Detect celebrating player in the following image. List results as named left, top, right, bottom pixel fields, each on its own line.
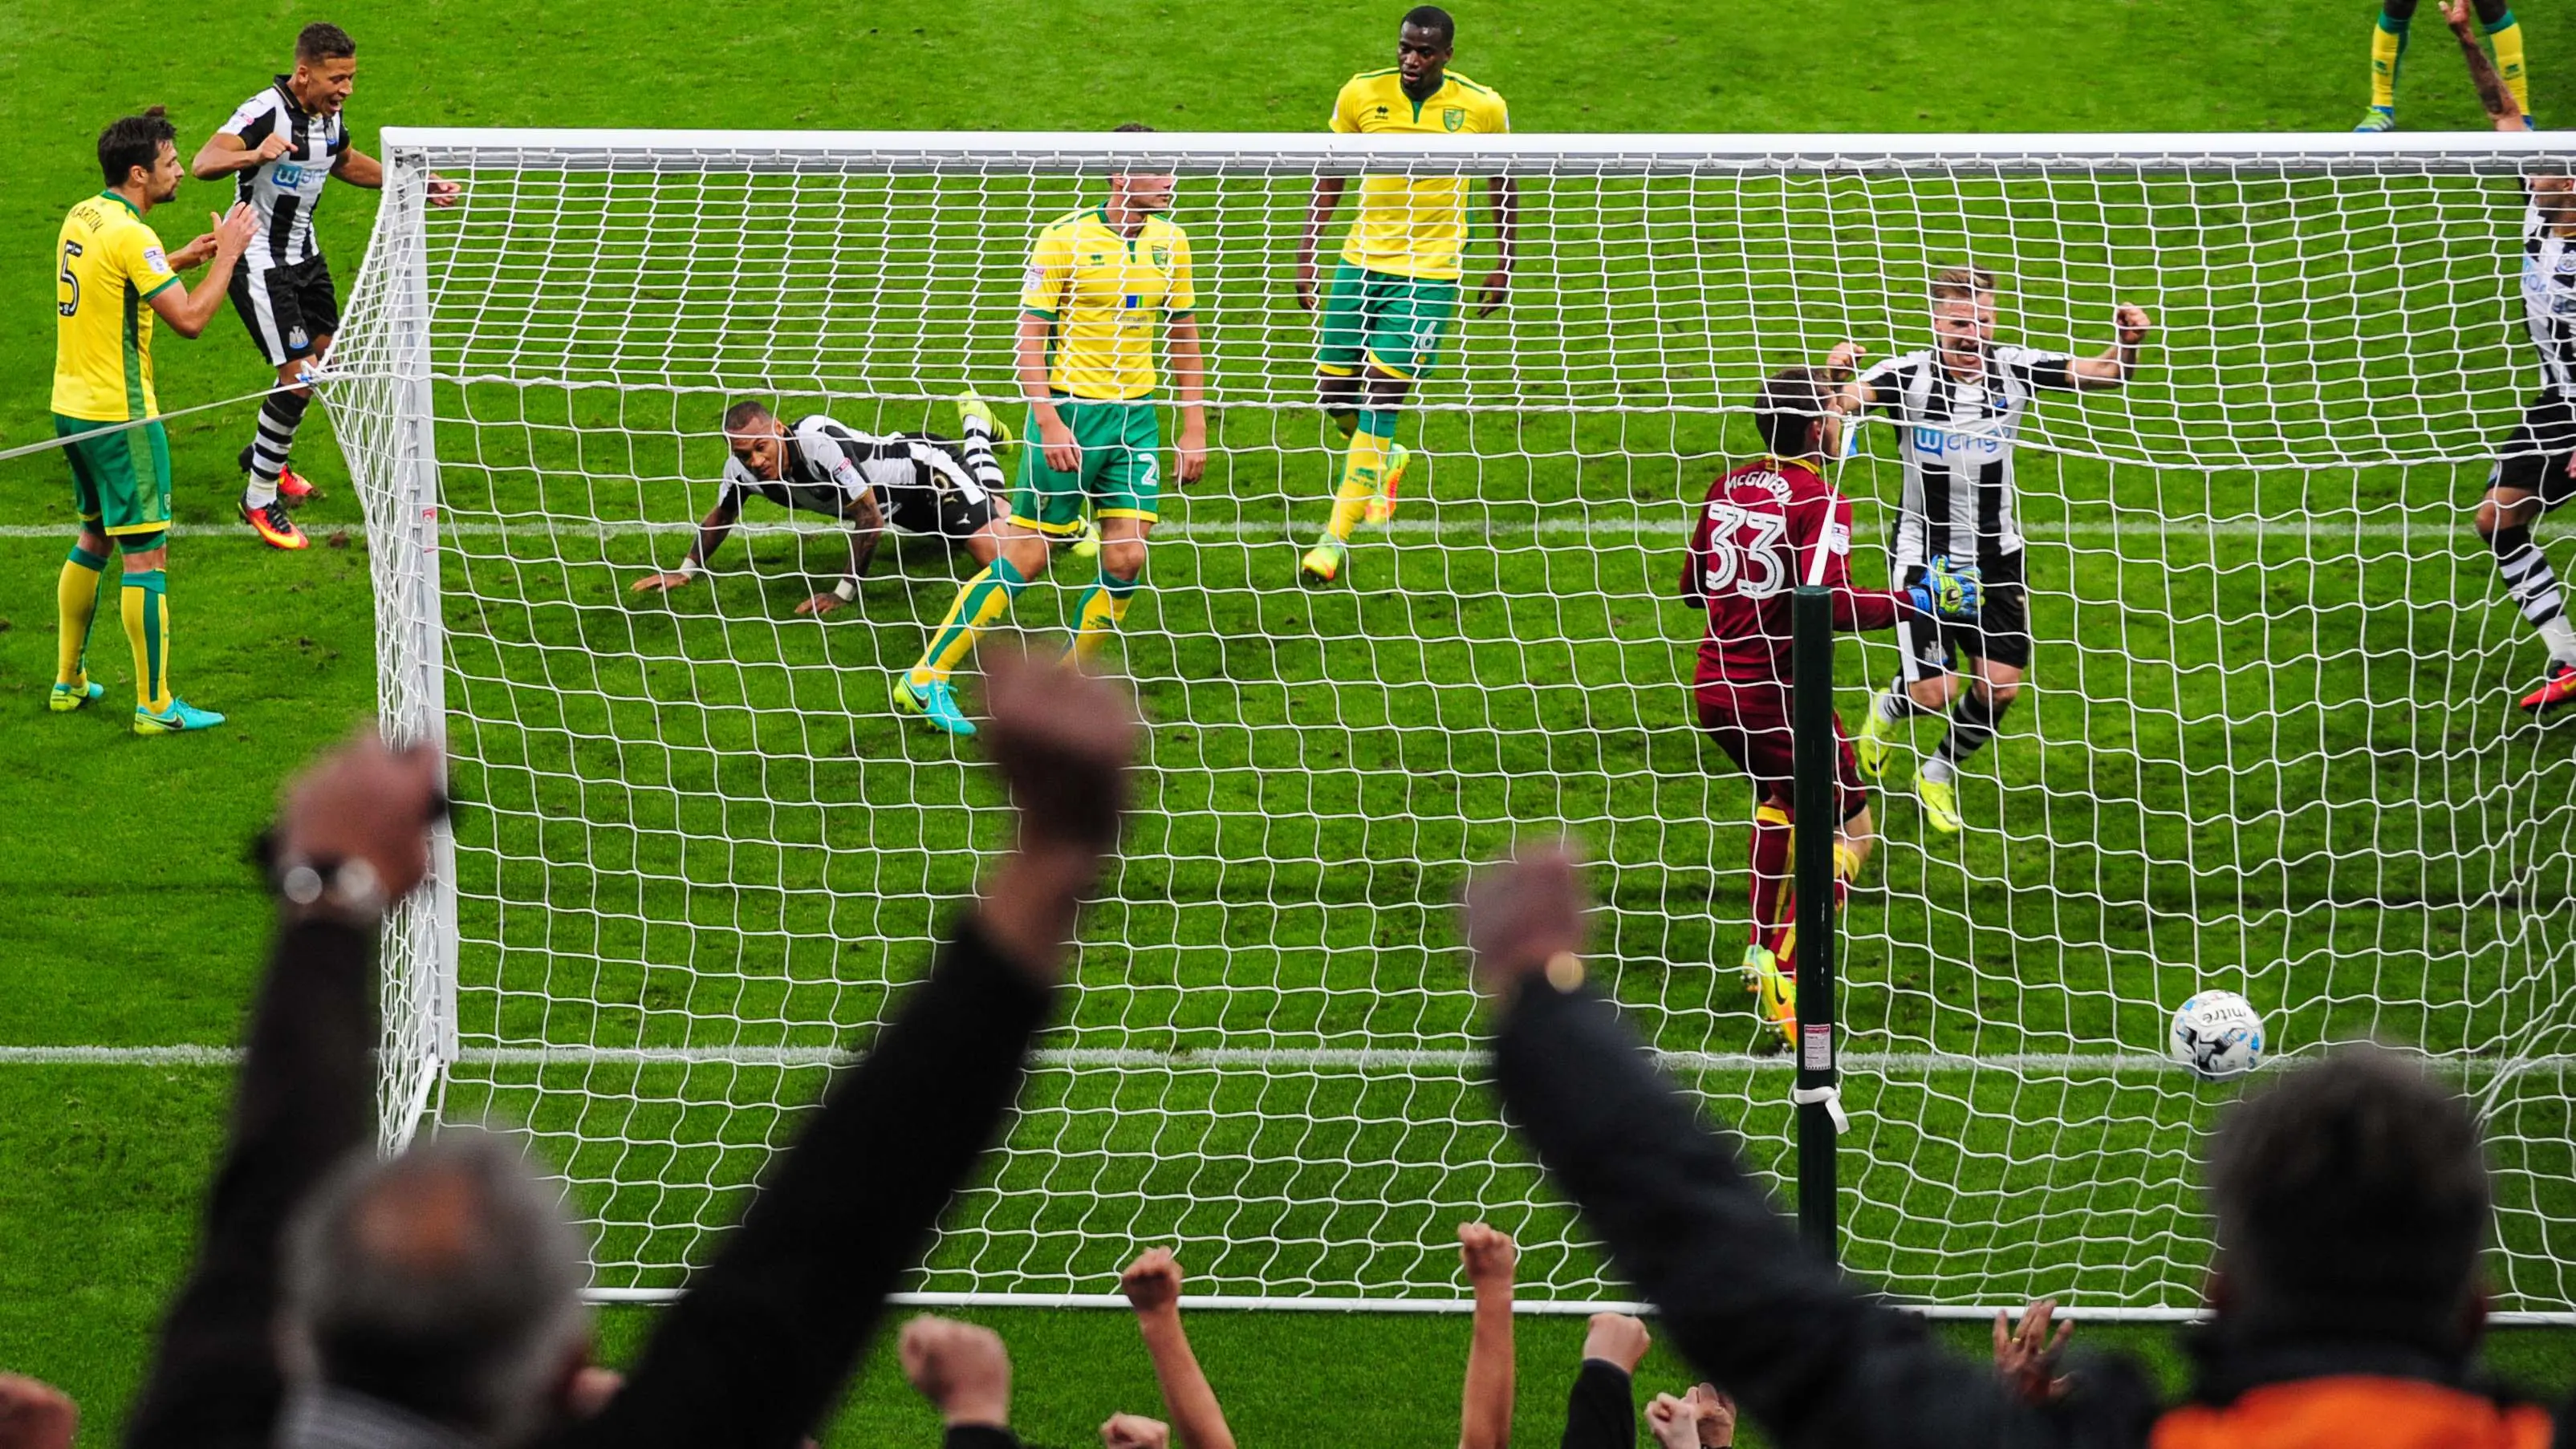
left=1838, top=267, right=2153, bottom=835
left=2440, top=0, right=2576, bottom=713
left=632, top=398, right=1014, bottom=616
left=1684, top=362, right=1981, bottom=1048
left=888, top=126, right=1208, bottom=739
left=2355, top=0, right=2531, bottom=132
left=52, top=109, right=257, bottom=733
left=1291, top=5, right=1515, bottom=588
left=193, top=23, right=458, bottom=550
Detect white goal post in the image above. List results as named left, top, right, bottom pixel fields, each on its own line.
left=324, top=128, right=2576, bottom=1318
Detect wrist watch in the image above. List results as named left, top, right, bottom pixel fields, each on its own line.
left=275, top=854, right=389, bottom=923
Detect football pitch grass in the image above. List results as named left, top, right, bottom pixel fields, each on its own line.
left=9, top=0, right=2576, bottom=1442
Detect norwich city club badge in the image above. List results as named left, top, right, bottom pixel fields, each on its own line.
left=1442, top=106, right=1465, bottom=132
left=1151, top=243, right=1171, bottom=268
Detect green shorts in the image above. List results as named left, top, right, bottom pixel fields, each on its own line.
left=57, top=415, right=172, bottom=542
left=1315, top=262, right=1461, bottom=382
left=1013, top=398, right=1162, bottom=535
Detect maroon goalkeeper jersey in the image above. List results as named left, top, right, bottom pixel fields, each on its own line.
left=1681, top=457, right=1908, bottom=685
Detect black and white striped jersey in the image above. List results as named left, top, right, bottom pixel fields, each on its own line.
left=1855, top=345, right=2076, bottom=576
left=2521, top=191, right=2576, bottom=398
left=219, top=78, right=351, bottom=272
left=719, top=416, right=992, bottom=525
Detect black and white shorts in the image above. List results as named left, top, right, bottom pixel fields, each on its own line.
left=1896, top=566, right=2032, bottom=679
left=2491, top=393, right=2576, bottom=512
left=228, top=256, right=340, bottom=367
left=879, top=446, right=1003, bottom=541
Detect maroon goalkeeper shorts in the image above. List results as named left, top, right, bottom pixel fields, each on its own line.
left=1693, top=677, right=1869, bottom=822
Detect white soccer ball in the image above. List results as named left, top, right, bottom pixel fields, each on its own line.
left=2168, top=989, right=2266, bottom=1080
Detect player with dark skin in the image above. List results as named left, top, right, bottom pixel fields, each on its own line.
left=632, top=414, right=1010, bottom=618
left=189, top=39, right=458, bottom=402
left=1293, top=15, right=1520, bottom=424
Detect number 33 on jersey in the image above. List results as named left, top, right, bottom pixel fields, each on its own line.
left=1681, top=456, right=1864, bottom=685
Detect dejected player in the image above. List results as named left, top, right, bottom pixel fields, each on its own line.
left=193, top=22, right=458, bottom=550
left=1838, top=267, right=2152, bottom=835
left=1684, top=361, right=1981, bottom=1049
left=632, top=397, right=1014, bottom=618
left=52, top=109, right=258, bottom=734
left=888, top=125, right=1209, bottom=738
left=1291, top=4, right=1515, bottom=588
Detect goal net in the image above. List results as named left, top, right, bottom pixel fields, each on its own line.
left=326, top=129, right=2576, bottom=1315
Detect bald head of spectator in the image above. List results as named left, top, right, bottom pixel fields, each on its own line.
left=2205, top=1046, right=2493, bottom=1351
left=281, top=1130, right=591, bottom=1444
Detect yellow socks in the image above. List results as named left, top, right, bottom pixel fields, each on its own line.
left=2371, top=9, right=2407, bottom=112
left=1066, top=569, right=1141, bottom=660
left=56, top=546, right=105, bottom=689
left=2489, top=9, right=2531, bottom=114
left=1321, top=409, right=1399, bottom=546
left=908, top=557, right=1028, bottom=691
left=120, top=569, right=170, bottom=712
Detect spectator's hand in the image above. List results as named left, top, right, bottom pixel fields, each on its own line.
left=0, top=1374, right=75, bottom=1449
left=1120, top=1246, right=1184, bottom=1316
left=1456, top=1220, right=1518, bottom=1292
left=1581, top=1312, right=1652, bottom=1374
left=1101, top=1413, right=1172, bottom=1448
left=1688, top=1385, right=1737, bottom=1447
left=1644, top=1392, right=1702, bottom=1449
left=1992, top=1298, right=2074, bottom=1405
left=983, top=648, right=1137, bottom=854
left=1463, top=839, right=1591, bottom=998
left=274, top=728, right=446, bottom=905
left=900, top=1315, right=1011, bottom=1427
left=566, top=1366, right=624, bottom=1418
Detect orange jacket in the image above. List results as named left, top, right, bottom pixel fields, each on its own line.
left=2156, top=1375, right=2554, bottom=1449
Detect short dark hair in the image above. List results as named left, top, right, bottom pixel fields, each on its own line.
left=1402, top=5, right=1457, bottom=47
left=98, top=107, right=177, bottom=187
left=1753, top=367, right=1830, bottom=458
left=283, top=1131, right=589, bottom=1441
left=1112, top=122, right=1156, bottom=134
left=721, top=400, right=774, bottom=433
left=2204, top=1047, right=2491, bottom=1345
left=298, top=22, right=357, bottom=62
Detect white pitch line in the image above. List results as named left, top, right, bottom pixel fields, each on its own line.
left=16, top=1043, right=2576, bottom=1078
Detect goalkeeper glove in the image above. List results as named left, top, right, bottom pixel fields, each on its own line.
left=1905, top=555, right=1982, bottom=619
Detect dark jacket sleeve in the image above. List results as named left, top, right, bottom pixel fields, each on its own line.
left=1490, top=979, right=2106, bottom=1449
left=1560, top=1358, right=1636, bottom=1449
left=124, top=918, right=380, bottom=1449
left=549, top=911, right=1054, bottom=1449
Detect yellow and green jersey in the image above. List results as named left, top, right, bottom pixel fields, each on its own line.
left=54, top=192, right=181, bottom=423
left=1328, top=67, right=1509, bottom=282
left=1019, top=207, right=1197, bottom=402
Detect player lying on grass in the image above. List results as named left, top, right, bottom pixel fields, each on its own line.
left=632, top=396, right=1013, bottom=616
left=1293, top=4, right=1514, bottom=588
left=2444, top=0, right=2576, bottom=716
left=888, top=126, right=1209, bottom=738
left=52, top=108, right=258, bottom=735
left=1838, top=266, right=2153, bottom=835
left=1684, top=362, right=1981, bottom=1049
left=1466, top=842, right=2554, bottom=1449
